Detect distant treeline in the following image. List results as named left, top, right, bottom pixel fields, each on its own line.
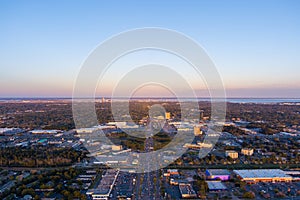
left=0, top=146, right=87, bottom=167
left=0, top=101, right=300, bottom=134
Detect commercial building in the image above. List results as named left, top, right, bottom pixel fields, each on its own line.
left=206, top=181, right=227, bottom=192
left=284, top=171, right=300, bottom=181
left=115, top=122, right=139, bottom=129
left=76, top=125, right=115, bottom=134
left=178, top=183, right=197, bottom=198
left=169, top=122, right=193, bottom=131
left=225, top=150, right=238, bottom=159
left=31, top=130, right=59, bottom=134
left=93, top=155, right=128, bottom=165
left=0, top=128, right=23, bottom=135
left=206, top=169, right=231, bottom=181
left=233, top=169, right=293, bottom=184
left=193, top=126, right=202, bottom=136
left=167, top=169, right=179, bottom=175
left=111, top=145, right=122, bottom=151
left=241, top=148, right=254, bottom=156
left=183, top=143, right=202, bottom=149
left=198, top=142, right=213, bottom=148
left=165, top=112, right=171, bottom=120
left=86, top=169, right=119, bottom=200
left=164, top=169, right=180, bottom=177
left=170, top=178, right=186, bottom=185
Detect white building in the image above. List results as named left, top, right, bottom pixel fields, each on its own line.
left=234, top=169, right=293, bottom=183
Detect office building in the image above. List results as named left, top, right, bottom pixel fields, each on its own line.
left=165, top=112, right=171, bottom=120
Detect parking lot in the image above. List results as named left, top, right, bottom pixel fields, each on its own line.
left=111, top=171, right=136, bottom=199
left=245, top=182, right=300, bottom=199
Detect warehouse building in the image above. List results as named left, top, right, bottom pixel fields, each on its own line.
left=233, top=169, right=293, bottom=184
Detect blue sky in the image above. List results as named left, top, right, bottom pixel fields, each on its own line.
left=0, top=0, right=300, bottom=97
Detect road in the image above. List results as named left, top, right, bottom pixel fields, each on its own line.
left=133, top=136, right=162, bottom=200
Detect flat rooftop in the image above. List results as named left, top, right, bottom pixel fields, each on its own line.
left=207, top=169, right=231, bottom=176
left=179, top=183, right=196, bottom=195
left=207, top=181, right=227, bottom=190
left=87, top=169, right=119, bottom=196
left=233, top=169, right=292, bottom=179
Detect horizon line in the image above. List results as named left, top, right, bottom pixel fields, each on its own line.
left=1, top=96, right=300, bottom=99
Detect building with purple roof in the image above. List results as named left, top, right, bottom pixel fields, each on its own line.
left=205, top=169, right=231, bottom=181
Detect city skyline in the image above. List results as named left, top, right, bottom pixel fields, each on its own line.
left=1, top=0, right=300, bottom=98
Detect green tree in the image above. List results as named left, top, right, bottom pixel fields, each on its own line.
left=243, top=191, right=255, bottom=199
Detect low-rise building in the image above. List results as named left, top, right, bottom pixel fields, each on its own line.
left=206, top=169, right=231, bottom=181
left=241, top=148, right=254, bottom=156
left=206, top=181, right=227, bottom=192
left=225, top=150, right=238, bottom=159
left=164, top=169, right=180, bottom=177
left=178, top=183, right=197, bottom=198
left=86, top=169, right=119, bottom=200
left=170, top=178, right=186, bottom=185
left=233, top=169, right=293, bottom=184
left=168, top=169, right=179, bottom=175
left=183, top=143, right=202, bottom=149
left=111, top=145, right=122, bottom=151
left=198, top=142, right=213, bottom=148
left=31, top=130, right=59, bottom=134
left=93, top=155, right=128, bottom=165
left=0, top=128, right=23, bottom=135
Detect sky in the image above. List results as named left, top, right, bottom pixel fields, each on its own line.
left=0, top=0, right=300, bottom=98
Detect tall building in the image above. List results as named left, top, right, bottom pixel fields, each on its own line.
left=200, top=110, right=204, bottom=120
left=193, top=126, right=202, bottom=136
left=165, top=112, right=171, bottom=120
